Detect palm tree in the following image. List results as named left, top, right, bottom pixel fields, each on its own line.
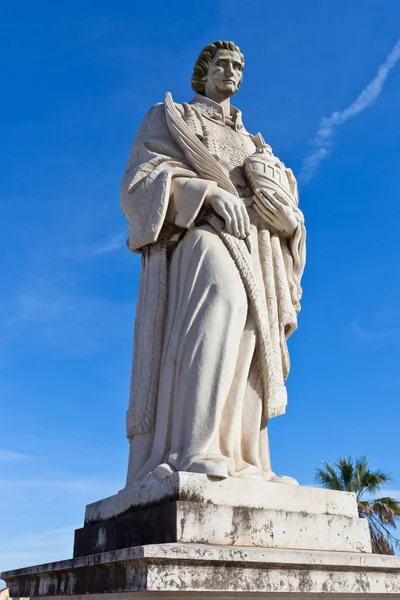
left=315, top=456, right=400, bottom=555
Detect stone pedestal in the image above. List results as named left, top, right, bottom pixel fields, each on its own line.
left=2, top=474, right=400, bottom=598
left=75, top=473, right=371, bottom=556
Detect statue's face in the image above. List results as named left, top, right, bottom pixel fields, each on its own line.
left=204, top=49, right=243, bottom=101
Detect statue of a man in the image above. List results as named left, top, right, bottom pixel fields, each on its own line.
left=121, top=41, right=306, bottom=485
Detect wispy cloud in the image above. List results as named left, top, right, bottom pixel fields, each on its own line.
left=0, top=527, right=76, bottom=575
left=94, top=231, right=127, bottom=255
left=0, top=476, right=121, bottom=495
left=300, top=38, right=400, bottom=183
left=60, top=231, right=127, bottom=259
left=0, top=275, right=134, bottom=365
left=351, top=309, right=400, bottom=340
left=1, top=526, right=75, bottom=552
left=0, top=450, right=27, bottom=463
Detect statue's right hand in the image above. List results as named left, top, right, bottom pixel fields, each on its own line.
left=205, top=187, right=251, bottom=239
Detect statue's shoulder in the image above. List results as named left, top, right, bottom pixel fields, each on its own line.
left=131, top=103, right=169, bottom=145
left=142, top=98, right=186, bottom=119
left=137, top=98, right=186, bottom=133
left=138, top=102, right=165, bottom=128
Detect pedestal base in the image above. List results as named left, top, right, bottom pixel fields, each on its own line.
left=74, top=499, right=371, bottom=556
left=83, top=472, right=363, bottom=525
left=3, top=474, right=400, bottom=598
left=3, top=543, right=400, bottom=598
left=75, top=473, right=371, bottom=555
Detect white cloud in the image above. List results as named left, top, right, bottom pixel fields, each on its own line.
left=300, top=38, right=400, bottom=183
left=0, top=450, right=27, bottom=463
left=0, top=476, right=121, bottom=496
left=1, top=526, right=75, bottom=551
left=352, top=309, right=400, bottom=340
left=0, top=527, right=75, bottom=576
left=0, top=275, right=135, bottom=364
left=94, top=232, right=127, bottom=255
left=60, top=231, right=127, bottom=259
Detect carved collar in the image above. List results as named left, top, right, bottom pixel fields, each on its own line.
left=189, top=93, right=245, bottom=132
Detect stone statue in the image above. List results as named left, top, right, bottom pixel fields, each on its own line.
left=121, top=41, right=306, bottom=486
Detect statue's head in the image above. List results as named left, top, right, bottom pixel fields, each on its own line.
left=191, top=41, right=244, bottom=101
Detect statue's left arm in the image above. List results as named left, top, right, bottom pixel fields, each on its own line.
left=280, top=167, right=306, bottom=315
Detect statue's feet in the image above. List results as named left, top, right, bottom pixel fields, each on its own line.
left=140, top=463, right=175, bottom=483
left=237, top=465, right=263, bottom=480
left=187, top=458, right=229, bottom=479
left=151, top=463, right=175, bottom=478
left=264, top=471, right=299, bottom=485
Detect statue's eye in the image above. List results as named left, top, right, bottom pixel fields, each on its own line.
left=233, top=63, right=241, bottom=71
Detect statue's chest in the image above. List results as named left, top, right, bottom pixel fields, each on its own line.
left=204, top=121, right=256, bottom=168
left=201, top=121, right=255, bottom=195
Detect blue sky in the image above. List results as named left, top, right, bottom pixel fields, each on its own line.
left=1, top=0, right=400, bottom=576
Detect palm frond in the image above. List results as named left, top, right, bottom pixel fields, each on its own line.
left=353, top=456, right=368, bottom=498
left=337, top=457, right=355, bottom=492
left=355, top=456, right=369, bottom=476
left=351, top=456, right=391, bottom=500
left=367, top=512, right=400, bottom=554
left=369, top=524, right=395, bottom=555
left=359, top=469, right=392, bottom=498
left=314, top=461, right=343, bottom=491
left=373, top=497, right=400, bottom=513
left=372, top=498, right=400, bottom=527
left=358, top=500, right=373, bottom=518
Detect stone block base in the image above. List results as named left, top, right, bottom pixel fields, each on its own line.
left=84, top=472, right=363, bottom=525
left=76, top=473, right=371, bottom=556
left=74, top=473, right=371, bottom=558
left=74, top=499, right=371, bottom=556
left=3, top=543, right=400, bottom=598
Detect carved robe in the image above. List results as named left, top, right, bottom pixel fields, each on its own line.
left=121, top=93, right=305, bottom=484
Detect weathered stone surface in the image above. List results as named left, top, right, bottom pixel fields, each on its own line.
left=76, top=499, right=371, bottom=557
left=85, top=472, right=359, bottom=525
left=38, top=595, right=400, bottom=600
left=75, top=502, right=178, bottom=556
left=3, top=543, right=400, bottom=598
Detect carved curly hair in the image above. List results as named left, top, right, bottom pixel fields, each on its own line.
left=191, top=41, right=245, bottom=95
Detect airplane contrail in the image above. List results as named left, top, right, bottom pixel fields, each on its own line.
left=300, top=38, right=400, bottom=184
